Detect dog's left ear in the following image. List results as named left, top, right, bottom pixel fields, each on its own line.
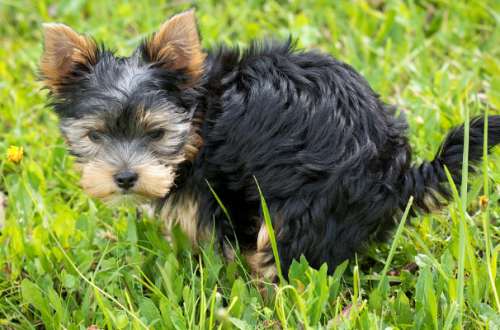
left=140, top=8, right=206, bottom=82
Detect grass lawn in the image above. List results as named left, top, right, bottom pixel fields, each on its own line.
left=2, top=0, right=500, bottom=329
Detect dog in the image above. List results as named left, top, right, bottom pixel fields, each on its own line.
left=40, top=9, right=500, bottom=282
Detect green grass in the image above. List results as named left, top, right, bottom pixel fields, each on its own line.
left=2, top=0, right=500, bottom=329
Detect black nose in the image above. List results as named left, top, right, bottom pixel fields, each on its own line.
left=114, top=171, right=138, bottom=190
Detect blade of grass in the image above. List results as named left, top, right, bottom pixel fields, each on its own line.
left=443, top=164, right=467, bottom=319
left=481, top=108, right=500, bottom=308
left=254, top=176, right=284, bottom=285
left=199, top=255, right=206, bottom=330
left=206, top=180, right=239, bottom=251
left=462, top=94, right=480, bottom=306
left=345, top=275, right=402, bottom=283
left=92, top=275, right=114, bottom=330
left=208, top=221, right=216, bottom=260
left=455, top=95, right=478, bottom=313
left=441, top=96, right=469, bottom=322
left=187, top=258, right=197, bottom=329
left=123, top=290, right=141, bottom=330
left=206, top=180, right=231, bottom=222
left=407, top=229, right=449, bottom=282
left=352, top=265, right=359, bottom=317
left=442, top=302, right=459, bottom=330
left=209, top=285, right=218, bottom=330
left=275, top=285, right=310, bottom=329
left=377, top=196, right=413, bottom=291
left=136, top=265, right=182, bottom=315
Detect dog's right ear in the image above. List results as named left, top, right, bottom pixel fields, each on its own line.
left=40, top=23, right=99, bottom=94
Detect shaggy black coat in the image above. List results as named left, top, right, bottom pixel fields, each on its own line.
left=42, top=18, right=500, bottom=280
left=169, top=38, right=500, bottom=278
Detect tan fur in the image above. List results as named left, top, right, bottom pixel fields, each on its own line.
left=61, top=116, right=107, bottom=134
left=256, top=210, right=283, bottom=251
left=138, top=107, right=203, bottom=163
left=221, top=242, right=277, bottom=298
left=422, top=189, right=442, bottom=213
left=224, top=218, right=282, bottom=283
left=40, top=23, right=98, bottom=93
left=160, top=193, right=199, bottom=244
left=145, top=8, right=206, bottom=83
left=244, top=251, right=278, bottom=281
left=60, top=117, right=107, bottom=157
left=222, top=242, right=237, bottom=263
left=78, top=162, right=117, bottom=200
left=222, top=243, right=277, bottom=281
left=77, top=155, right=177, bottom=207
left=257, top=221, right=271, bottom=251
left=183, top=127, right=204, bottom=163
left=252, top=221, right=279, bottom=281
left=134, top=163, right=177, bottom=201
left=137, top=107, right=189, bottom=134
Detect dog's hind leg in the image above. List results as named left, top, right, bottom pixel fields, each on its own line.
left=242, top=204, right=358, bottom=283
left=244, top=221, right=279, bottom=282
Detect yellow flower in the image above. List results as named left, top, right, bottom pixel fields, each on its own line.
left=479, top=195, right=489, bottom=211
left=6, top=145, right=23, bottom=163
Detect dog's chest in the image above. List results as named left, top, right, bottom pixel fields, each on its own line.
left=158, top=193, right=199, bottom=243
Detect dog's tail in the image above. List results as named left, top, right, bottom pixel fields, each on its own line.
left=401, top=115, right=500, bottom=214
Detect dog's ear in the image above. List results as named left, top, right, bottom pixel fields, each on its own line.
left=40, top=23, right=99, bottom=93
left=140, top=8, right=206, bottom=82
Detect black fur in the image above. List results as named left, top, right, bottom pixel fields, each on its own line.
left=43, top=28, right=500, bottom=280
left=184, top=38, right=500, bottom=278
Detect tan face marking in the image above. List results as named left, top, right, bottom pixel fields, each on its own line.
left=78, top=157, right=178, bottom=208
left=78, top=161, right=116, bottom=200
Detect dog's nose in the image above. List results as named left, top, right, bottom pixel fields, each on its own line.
left=114, top=171, right=138, bottom=190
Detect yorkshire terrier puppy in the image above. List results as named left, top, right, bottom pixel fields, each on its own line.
left=40, top=9, right=500, bottom=282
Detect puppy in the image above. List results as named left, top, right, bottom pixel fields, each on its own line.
left=40, top=9, right=500, bottom=282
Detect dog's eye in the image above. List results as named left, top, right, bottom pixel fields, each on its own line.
left=88, top=131, right=102, bottom=143
left=149, top=130, right=164, bottom=141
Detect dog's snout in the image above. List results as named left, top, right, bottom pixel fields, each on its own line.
left=114, top=171, right=138, bottom=190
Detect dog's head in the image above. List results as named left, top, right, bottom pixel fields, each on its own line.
left=40, top=9, right=205, bottom=207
